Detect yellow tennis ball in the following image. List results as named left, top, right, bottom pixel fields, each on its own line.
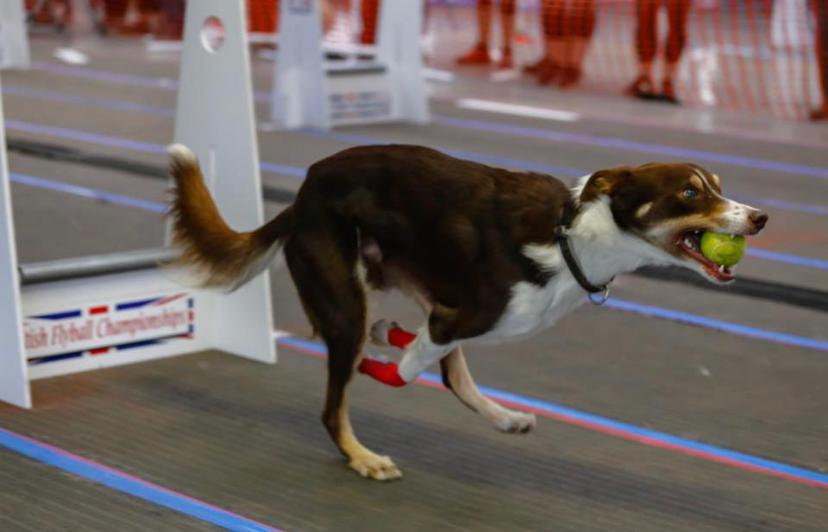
left=700, top=232, right=745, bottom=267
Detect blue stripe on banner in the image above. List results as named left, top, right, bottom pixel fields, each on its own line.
left=116, top=297, right=161, bottom=311
left=605, top=298, right=828, bottom=352
left=31, top=309, right=82, bottom=320
left=434, top=115, right=828, bottom=180
left=115, top=339, right=163, bottom=351
left=0, top=427, right=282, bottom=531
left=28, top=352, right=84, bottom=365
left=274, top=335, right=828, bottom=489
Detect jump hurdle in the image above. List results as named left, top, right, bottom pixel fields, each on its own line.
left=0, top=0, right=30, bottom=69
left=0, top=0, right=275, bottom=409
left=270, top=0, right=429, bottom=129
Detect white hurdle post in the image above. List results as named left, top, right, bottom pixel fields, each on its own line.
left=0, top=0, right=30, bottom=69
left=0, top=0, right=274, bottom=409
left=270, top=0, right=428, bottom=129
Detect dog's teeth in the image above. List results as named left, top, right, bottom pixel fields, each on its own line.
left=719, top=265, right=725, bottom=272
left=684, top=237, right=693, bottom=248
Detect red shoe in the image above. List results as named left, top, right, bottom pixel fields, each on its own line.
left=661, top=78, right=679, bottom=104
left=456, top=44, right=492, bottom=65
left=810, top=105, right=828, bottom=121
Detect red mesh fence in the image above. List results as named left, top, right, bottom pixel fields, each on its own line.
left=24, top=0, right=828, bottom=121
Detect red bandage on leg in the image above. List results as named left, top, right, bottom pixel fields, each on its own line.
left=388, top=327, right=416, bottom=349
left=357, top=358, right=408, bottom=387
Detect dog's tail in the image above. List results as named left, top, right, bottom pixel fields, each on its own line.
left=167, top=144, right=293, bottom=291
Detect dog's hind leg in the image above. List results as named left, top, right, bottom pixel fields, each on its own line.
left=285, top=231, right=402, bottom=481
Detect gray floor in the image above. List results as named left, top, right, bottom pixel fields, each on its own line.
left=0, top=36, right=827, bottom=531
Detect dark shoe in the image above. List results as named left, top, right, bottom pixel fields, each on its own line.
left=660, top=78, right=680, bottom=104
left=523, top=57, right=549, bottom=75
left=810, top=106, right=828, bottom=121
left=537, top=61, right=562, bottom=86
left=558, top=66, right=582, bottom=88
left=626, top=74, right=655, bottom=98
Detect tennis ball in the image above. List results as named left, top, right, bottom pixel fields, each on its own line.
left=700, top=232, right=745, bottom=267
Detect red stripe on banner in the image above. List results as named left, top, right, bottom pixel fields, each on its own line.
left=89, top=347, right=109, bottom=355
left=89, top=306, right=108, bottom=315
left=188, top=311, right=194, bottom=322
left=152, top=293, right=186, bottom=307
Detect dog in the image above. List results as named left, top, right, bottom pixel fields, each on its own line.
left=167, top=143, right=767, bottom=481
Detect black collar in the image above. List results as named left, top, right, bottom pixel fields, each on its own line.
left=554, top=224, right=614, bottom=303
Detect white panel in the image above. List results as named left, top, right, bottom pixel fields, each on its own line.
left=271, top=0, right=329, bottom=129
left=172, top=0, right=276, bottom=364
left=0, top=1, right=30, bottom=69
left=0, top=71, right=30, bottom=408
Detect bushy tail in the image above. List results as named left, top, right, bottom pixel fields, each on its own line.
left=167, top=144, right=293, bottom=290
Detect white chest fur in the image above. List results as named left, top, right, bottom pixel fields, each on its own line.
left=475, top=244, right=584, bottom=345
left=474, top=193, right=675, bottom=346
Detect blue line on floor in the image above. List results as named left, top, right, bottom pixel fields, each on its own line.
left=0, top=427, right=282, bottom=532
left=434, top=115, right=828, bottom=180
left=275, top=335, right=828, bottom=490
left=603, top=299, right=828, bottom=352
left=10, top=173, right=167, bottom=213
left=6, top=77, right=828, bottom=217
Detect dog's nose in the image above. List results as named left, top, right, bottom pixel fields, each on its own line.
left=749, top=210, right=768, bottom=232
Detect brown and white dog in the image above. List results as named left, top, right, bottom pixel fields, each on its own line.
left=167, top=143, right=767, bottom=480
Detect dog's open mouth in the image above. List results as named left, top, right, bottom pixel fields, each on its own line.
left=675, top=230, right=735, bottom=283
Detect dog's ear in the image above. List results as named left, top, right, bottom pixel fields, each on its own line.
left=580, top=167, right=632, bottom=203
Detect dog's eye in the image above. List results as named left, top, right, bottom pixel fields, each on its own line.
left=682, top=188, right=699, bottom=200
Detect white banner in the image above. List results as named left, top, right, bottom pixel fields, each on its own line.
left=24, top=293, right=193, bottom=359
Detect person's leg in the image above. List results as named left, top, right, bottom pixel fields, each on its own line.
left=497, top=0, right=517, bottom=68
left=627, top=0, right=657, bottom=96
left=359, top=0, right=380, bottom=44
left=538, top=0, right=566, bottom=84
left=524, top=0, right=554, bottom=74
left=662, top=0, right=691, bottom=102
left=811, top=0, right=828, bottom=119
left=457, top=0, right=494, bottom=64
left=559, top=0, right=596, bottom=87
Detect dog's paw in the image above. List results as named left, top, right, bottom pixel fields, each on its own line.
left=349, top=452, right=403, bottom=481
left=369, top=319, right=399, bottom=347
left=494, top=410, right=536, bottom=434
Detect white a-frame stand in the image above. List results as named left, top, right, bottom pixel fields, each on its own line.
left=271, top=0, right=429, bottom=129
left=0, top=0, right=275, bottom=409
left=0, top=0, right=30, bottom=69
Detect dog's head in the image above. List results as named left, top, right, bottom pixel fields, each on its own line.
left=579, top=163, right=768, bottom=283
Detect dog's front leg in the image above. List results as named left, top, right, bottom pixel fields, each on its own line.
left=440, top=348, right=536, bottom=434
left=368, top=320, right=536, bottom=434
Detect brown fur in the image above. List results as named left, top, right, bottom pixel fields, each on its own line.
left=167, top=145, right=765, bottom=479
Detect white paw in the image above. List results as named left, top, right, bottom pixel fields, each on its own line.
left=494, top=410, right=536, bottom=434
left=349, top=452, right=403, bottom=481
left=369, top=319, right=399, bottom=347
